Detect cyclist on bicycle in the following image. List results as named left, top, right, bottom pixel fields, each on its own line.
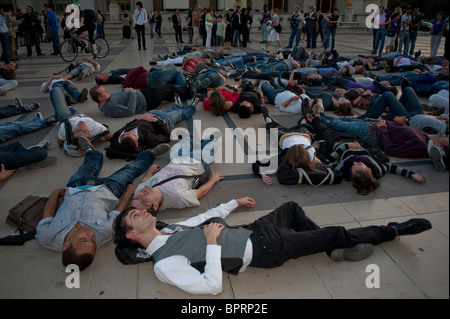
left=73, top=2, right=97, bottom=58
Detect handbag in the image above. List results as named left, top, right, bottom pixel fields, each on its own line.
left=6, top=195, right=48, bottom=234
left=274, top=24, right=282, bottom=33
left=2, top=195, right=64, bottom=246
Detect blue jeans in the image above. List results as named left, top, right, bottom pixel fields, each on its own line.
left=398, top=31, right=410, bottom=55
left=364, top=87, right=423, bottom=120
left=147, top=70, right=185, bottom=88
left=50, top=87, right=83, bottom=122
left=67, top=149, right=155, bottom=198
left=288, top=28, right=301, bottom=47
left=0, top=32, right=10, bottom=63
left=149, top=22, right=154, bottom=38
left=0, top=117, right=48, bottom=143
left=306, top=32, right=316, bottom=48
left=261, top=82, right=284, bottom=104
left=379, top=72, right=424, bottom=85
left=50, top=29, right=61, bottom=54
left=320, top=114, right=371, bottom=140
left=170, top=136, right=218, bottom=171
left=0, top=104, right=28, bottom=119
left=149, top=103, right=196, bottom=130
left=261, top=23, right=269, bottom=42
left=215, top=56, right=245, bottom=67
left=0, top=142, right=48, bottom=170
left=373, top=28, right=387, bottom=54
left=409, top=31, right=418, bottom=56
left=195, top=72, right=223, bottom=90
left=324, top=28, right=337, bottom=50
left=244, top=70, right=282, bottom=80
left=411, top=81, right=449, bottom=97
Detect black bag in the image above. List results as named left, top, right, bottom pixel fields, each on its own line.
left=82, top=9, right=97, bottom=25
left=275, top=24, right=282, bottom=33
left=152, top=166, right=212, bottom=190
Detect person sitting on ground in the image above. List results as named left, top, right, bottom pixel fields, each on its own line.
left=0, top=140, right=56, bottom=182
left=305, top=106, right=427, bottom=195
left=130, top=135, right=223, bottom=213
left=106, top=96, right=198, bottom=159
left=113, top=196, right=432, bottom=295
left=64, top=57, right=101, bottom=81
left=90, top=82, right=194, bottom=117
left=35, top=140, right=170, bottom=271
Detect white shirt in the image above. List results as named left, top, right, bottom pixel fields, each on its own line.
left=145, top=200, right=253, bottom=295
left=274, top=91, right=302, bottom=113
left=134, top=8, right=148, bottom=25
left=282, top=135, right=316, bottom=162
left=57, top=116, right=108, bottom=141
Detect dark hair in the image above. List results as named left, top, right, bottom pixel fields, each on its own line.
left=114, top=207, right=139, bottom=248
left=238, top=104, right=252, bottom=118
left=89, top=86, right=102, bottom=103
left=62, top=244, right=95, bottom=271
left=120, top=136, right=138, bottom=154
left=351, top=170, right=380, bottom=195
left=334, top=100, right=353, bottom=116
left=136, top=1, right=143, bottom=7
left=389, top=84, right=398, bottom=96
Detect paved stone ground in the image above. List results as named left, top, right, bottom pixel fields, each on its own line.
left=0, top=29, right=448, bottom=301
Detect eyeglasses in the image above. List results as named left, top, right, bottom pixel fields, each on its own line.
left=131, top=195, right=151, bottom=209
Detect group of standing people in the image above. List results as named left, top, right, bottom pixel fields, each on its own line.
left=372, top=5, right=448, bottom=58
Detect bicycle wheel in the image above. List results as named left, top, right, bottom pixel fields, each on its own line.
left=60, top=40, right=78, bottom=62
left=94, top=38, right=110, bottom=59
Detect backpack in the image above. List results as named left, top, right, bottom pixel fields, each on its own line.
left=82, top=9, right=97, bottom=25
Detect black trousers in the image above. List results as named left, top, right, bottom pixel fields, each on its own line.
left=141, top=84, right=193, bottom=110
left=135, top=24, right=146, bottom=49
left=174, top=25, right=183, bottom=42
left=311, top=117, right=357, bottom=154
left=244, top=202, right=396, bottom=269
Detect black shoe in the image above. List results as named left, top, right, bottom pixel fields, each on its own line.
left=400, top=77, right=410, bottom=92
left=229, top=67, right=246, bottom=78
left=78, top=88, right=89, bottom=103
left=388, top=218, right=432, bottom=236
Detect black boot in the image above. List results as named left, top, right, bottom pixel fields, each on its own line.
left=388, top=218, right=432, bottom=236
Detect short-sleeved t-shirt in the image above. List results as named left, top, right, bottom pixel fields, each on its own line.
left=57, top=116, right=107, bottom=141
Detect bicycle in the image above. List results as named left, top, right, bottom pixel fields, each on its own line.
left=60, top=30, right=110, bottom=62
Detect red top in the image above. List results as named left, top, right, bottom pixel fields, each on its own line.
left=203, top=90, right=240, bottom=110
left=124, top=66, right=149, bottom=89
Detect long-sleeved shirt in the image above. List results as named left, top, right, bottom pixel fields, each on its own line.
left=99, top=90, right=147, bottom=118
left=146, top=200, right=253, bottom=295
left=134, top=8, right=148, bottom=25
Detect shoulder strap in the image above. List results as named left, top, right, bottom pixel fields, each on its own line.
left=297, top=167, right=333, bottom=186
left=152, top=173, right=205, bottom=188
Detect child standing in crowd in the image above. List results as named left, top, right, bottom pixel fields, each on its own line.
left=215, top=15, right=225, bottom=52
